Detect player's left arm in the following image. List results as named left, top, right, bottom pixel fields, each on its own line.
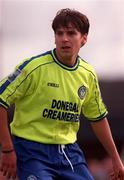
left=90, top=117, right=124, bottom=179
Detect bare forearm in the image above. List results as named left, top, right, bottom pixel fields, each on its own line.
left=90, top=118, right=120, bottom=160
left=90, top=117, right=124, bottom=178
left=0, top=106, right=14, bottom=150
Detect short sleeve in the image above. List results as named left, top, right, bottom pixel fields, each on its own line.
left=0, top=61, right=35, bottom=108
left=81, top=71, right=108, bottom=121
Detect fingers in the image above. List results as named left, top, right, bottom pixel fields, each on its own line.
left=109, top=171, right=124, bottom=180
left=0, top=151, right=17, bottom=179
left=109, top=172, right=117, bottom=180
left=1, top=169, right=16, bottom=179
left=0, top=162, right=16, bottom=179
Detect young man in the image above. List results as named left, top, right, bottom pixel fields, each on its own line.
left=0, top=8, right=124, bottom=180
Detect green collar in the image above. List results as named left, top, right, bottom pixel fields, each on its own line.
left=51, top=49, right=79, bottom=71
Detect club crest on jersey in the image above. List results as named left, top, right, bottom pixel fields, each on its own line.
left=78, top=85, right=87, bottom=100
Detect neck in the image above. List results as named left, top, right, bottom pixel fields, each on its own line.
left=55, top=49, right=78, bottom=67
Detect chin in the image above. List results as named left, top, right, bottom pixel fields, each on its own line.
left=63, top=54, right=72, bottom=60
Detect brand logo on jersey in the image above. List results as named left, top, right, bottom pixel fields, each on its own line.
left=47, top=82, right=59, bottom=88
left=27, top=175, right=37, bottom=180
left=78, top=85, right=87, bottom=99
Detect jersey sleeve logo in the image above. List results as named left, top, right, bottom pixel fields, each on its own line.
left=78, top=85, right=87, bottom=100
left=8, top=68, right=22, bottom=83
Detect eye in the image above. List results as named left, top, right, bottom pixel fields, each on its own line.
left=56, top=31, right=63, bottom=36
left=67, top=31, right=77, bottom=36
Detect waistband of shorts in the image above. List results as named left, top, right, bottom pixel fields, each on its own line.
left=12, top=135, right=78, bottom=148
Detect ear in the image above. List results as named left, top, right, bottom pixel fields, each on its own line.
left=54, top=34, right=57, bottom=44
left=81, top=33, right=88, bottom=47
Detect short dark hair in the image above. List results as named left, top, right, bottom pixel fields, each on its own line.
left=52, top=8, right=90, bottom=34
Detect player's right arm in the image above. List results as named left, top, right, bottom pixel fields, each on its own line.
left=0, top=106, right=17, bottom=179
left=0, top=59, right=35, bottom=179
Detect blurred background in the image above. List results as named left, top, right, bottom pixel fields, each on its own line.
left=0, top=0, right=124, bottom=179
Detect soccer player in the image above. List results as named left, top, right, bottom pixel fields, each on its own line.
left=0, top=8, right=124, bottom=180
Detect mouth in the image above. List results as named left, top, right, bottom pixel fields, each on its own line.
left=61, top=46, right=71, bottom=50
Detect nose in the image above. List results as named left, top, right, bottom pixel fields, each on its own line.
left=62, top=33, right=69, bottom=42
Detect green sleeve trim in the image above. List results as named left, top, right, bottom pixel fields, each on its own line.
left=87, top=111, right=108, bottom=122
left=0, top=98, right=9, bottom=109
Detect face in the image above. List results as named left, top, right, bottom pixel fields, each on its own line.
left=55, top=25, right=87, bottom=59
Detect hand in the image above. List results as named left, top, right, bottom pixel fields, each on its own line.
left=109, top=159, right=124, bottom=180
left=0, top=150, right=17, bottom=179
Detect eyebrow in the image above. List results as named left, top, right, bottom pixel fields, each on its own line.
left=56, top=27, right=77, bottom=31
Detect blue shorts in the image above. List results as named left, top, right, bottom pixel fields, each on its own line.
left=13, top=136, right=94, bottom=180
